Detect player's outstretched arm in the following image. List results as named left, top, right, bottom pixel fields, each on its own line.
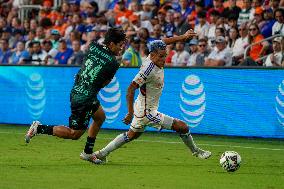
left=123, top=81, right=139, bottom=125
left=162, top=29, right=197, bottom=45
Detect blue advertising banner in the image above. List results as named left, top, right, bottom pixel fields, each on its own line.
left=0, top=66, right=284, bottom=138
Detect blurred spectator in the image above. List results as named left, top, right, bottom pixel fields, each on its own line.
left=187, top=39, right=199, bottom=66
left=84, top=1, right=98, bottom=18
left=34, top=26, right=45, bottom=43
left=171, top=41, right=189, bottom=67
left=187, top=1, right=204, bottom=28
left=139, top=42, right=149, bottom=62
left=165, top=43, right=175, bottom=66
left=97, top=25, right=109, bottom=45
left=261, top=8, right=276, bottom=38
left=176, top=0, right=194, bottom=21
left=156, top=9, right=166, bottom=30
left=264, top=37, right=283, bottom=67
left=129, top=14, right=153, bottom=33
left=31, top=41, right=47, bottom=65
left=9, top=41, right=29, bottom=64
left=227, top=15, right=239, bottom=30
left=0, top=38, right=12, bottom=64
left=68, top=40, right=84, bottom=65
left=23, top=19, right=30, bottom=34
left=81, top=26, right=99, bottom=52
left=151, top=24, right=163, bottom=41
left=174, top=11, right=191, bottom=35
left=42, top=40, right=58, bottom=65
left=205, top=36, right=232, bottom=66
left=94, top=0, right=112, bottom=12
left=223, top=0, right=241, bottom=19
left=66, top=30, right=81, bottom=49
left=238, top=0, right=252, bottom=26
left=113, top=0, right=133, bottom=26
left=29, top=19, right=38, bottom=31
left=0, top=17, right=8, bottom=30
left=246, top=23, right=269, bottom=64
left=140, top=0, right=155, bottom=21
left=196, top=38, right=211, bottom=66
left=125, top=25, right=136, bottom=38
left=228, top=27, right=239, bottom=50
left=137, top=27, right=151, bottom=44
left=215, top=27, right=226, bottom=37
left=250, top=0, right=262, bottom=20
left=122, top=36, right=142, bottom=67
left=164, top=10, right=175, bottom=37
left=232, top=23, right=249, bottom=65
left=50, top=29, right=61, bottom=49
left=25, top=30, right=36, bottom=49
left=1, top=27, right=12, bottom=48
left=54, top=39, right=73, bottom=65
left=207, top=0, right=224, bottom=22
left=252, top=7, right=265, bottom=32
left=129, top=1, right=140, bottom=16
left=207, top=10, right=220, bottom=48
left=271, top=0, right=281, bottom=12
left=272, top=8, right=284, bottom=35
left=11, top=29, right=24, bottom=49
left=194, top=11, right=209, bottom=39
left=65, top=13, right=85, bottom=38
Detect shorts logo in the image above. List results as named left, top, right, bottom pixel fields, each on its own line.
left=275, top=80, right=284, bottom=127
left=179, top=75, right=206, bottom=128
left=25, top=73, right=46, bottom=120
left=98, top=76, right=121, bottom=123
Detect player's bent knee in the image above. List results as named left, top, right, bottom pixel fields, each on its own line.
left=126, top=130, right=142, bottom=141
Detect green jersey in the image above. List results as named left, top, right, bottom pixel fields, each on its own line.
left=71, top=42, right=119, bottom=101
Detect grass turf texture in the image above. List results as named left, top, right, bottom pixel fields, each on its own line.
left=0, top=125, right=283, bottom=189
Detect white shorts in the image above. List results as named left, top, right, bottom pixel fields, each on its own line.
left=130, top=110, right=174, bottom=132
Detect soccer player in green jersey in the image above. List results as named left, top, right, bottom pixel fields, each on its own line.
left=25, top=28, right=126, bottom=164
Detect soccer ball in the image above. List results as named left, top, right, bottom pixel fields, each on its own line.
left=219, top=151, right=241, bottom=172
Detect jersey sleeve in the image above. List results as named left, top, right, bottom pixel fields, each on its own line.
left=133, top=62, right=155, bottom=87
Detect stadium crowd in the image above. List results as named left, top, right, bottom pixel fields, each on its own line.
left=0, top=0, right=284, bottom=67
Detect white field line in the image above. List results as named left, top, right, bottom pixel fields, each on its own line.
left=2, top=131, right=284, bottom=151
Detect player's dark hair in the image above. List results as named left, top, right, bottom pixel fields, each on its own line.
left=103, top=27, right=126, bottom=45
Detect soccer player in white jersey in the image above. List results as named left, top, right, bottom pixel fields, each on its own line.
left=95, top=31, right=212, bottom=163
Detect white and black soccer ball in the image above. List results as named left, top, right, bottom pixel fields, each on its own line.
left=220, top=151, right=241, bottom=172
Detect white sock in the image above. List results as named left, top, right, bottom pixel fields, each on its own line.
left=99, top=132, right=130, bottom=157
left=180, top=133, right=198, bottom=153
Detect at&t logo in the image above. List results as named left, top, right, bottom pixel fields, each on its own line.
left=98, top=77, right=121, bottom=123
left=179, top=75, right=206, bottom=128
left=276, top=80, right=284, bottom=127
left=25, top=73, right=46, bottom=120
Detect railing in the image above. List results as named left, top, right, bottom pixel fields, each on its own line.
left=18, top=0, right=62, bottom=21
left=244, top=34, right=284, bottom=62
left=18, top=5, right=42, bottom=21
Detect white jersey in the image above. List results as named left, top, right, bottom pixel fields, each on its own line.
left=132, top=57, right=164, bottom=117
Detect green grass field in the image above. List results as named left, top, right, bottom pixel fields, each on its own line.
left=0, top=125, right=284, bottom=189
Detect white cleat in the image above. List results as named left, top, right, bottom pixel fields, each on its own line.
left=192, top=148, right=212, bottom=159
left=80, top=151, right=103, bottom=164
left=25, top=121, right=41, bottom=143
left=94, top=150, right=108, bottom=163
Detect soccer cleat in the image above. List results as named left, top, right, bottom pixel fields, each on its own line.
left=25, top=121, right=41, bottom=143
left=192, top=148, right=212, bottom=159
left=80, top=151, right=103, bottom=164
left=94, top=150, right=108, bottom=163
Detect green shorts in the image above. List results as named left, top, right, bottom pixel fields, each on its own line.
left=69, top=93, right=100, bottom=130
